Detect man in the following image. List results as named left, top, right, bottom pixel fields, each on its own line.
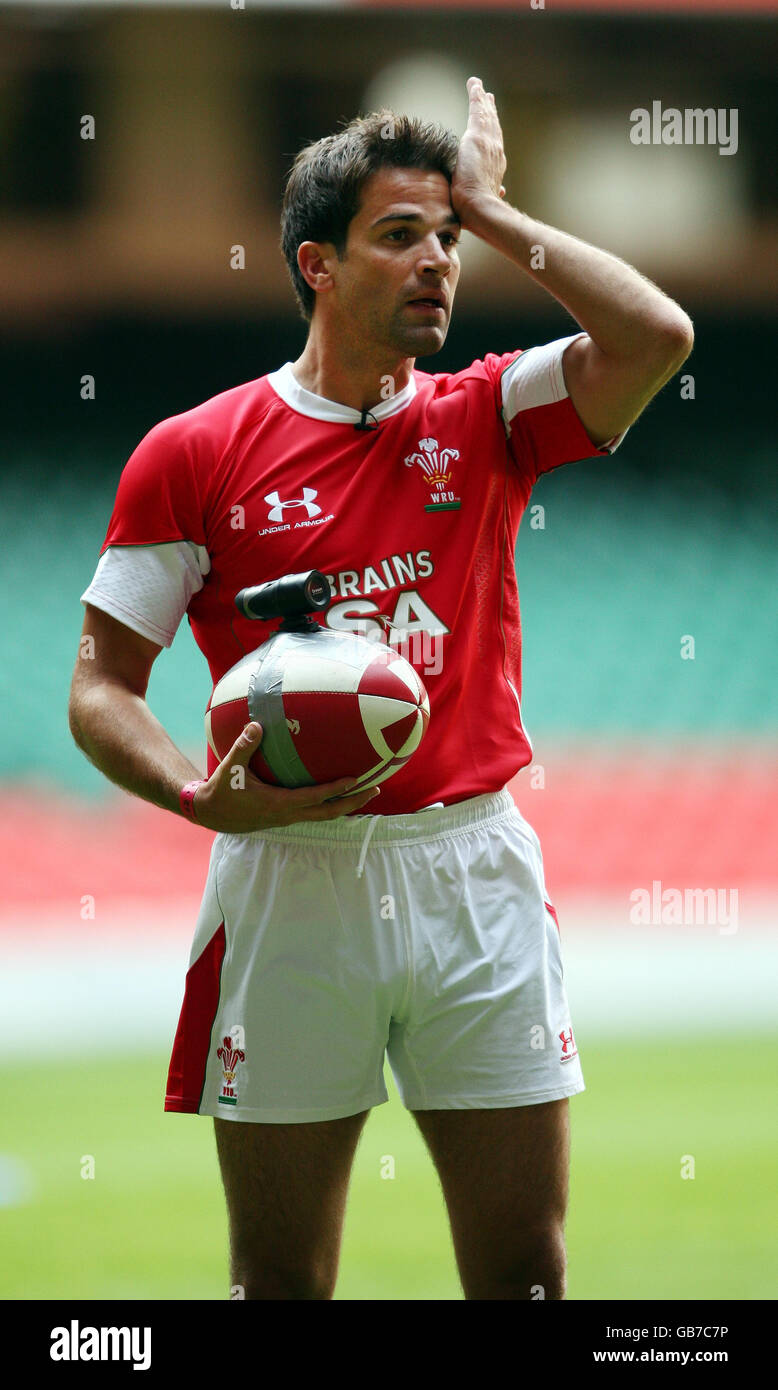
left=69, top=77, right=693, bottom=1300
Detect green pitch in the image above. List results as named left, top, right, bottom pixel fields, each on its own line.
left=1, top=1036, right=775, bottom=1300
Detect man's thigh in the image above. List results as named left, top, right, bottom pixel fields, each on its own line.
left=412, top=1099, right=570, bottom=1298
left=214, top=1108, right=370, bottom=1299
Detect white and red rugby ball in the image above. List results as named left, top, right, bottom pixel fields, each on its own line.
left=205, top=625, right=430, bottom=794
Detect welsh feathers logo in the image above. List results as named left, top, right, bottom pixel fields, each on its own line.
left=217, top=1035, right=246, bottom=1105
left=404, top=437, right=461, bottom=511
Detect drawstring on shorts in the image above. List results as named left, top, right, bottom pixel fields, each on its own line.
left=354, top=801, right=445, bottom=879
left=355, top=814, right=381, bottom=879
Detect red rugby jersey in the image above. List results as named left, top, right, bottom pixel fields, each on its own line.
left=88, top=340, right=624, bottom=815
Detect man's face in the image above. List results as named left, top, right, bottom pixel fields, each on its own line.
left=328, top=166, right=461, bottom=359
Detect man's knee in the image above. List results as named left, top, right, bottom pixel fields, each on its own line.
left=464, top=1221, right=567, bottom=1301
left=230, top=1257, right=337, bottom=1301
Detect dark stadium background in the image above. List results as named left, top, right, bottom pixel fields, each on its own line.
left=0, top=0, right=775, bottom=1301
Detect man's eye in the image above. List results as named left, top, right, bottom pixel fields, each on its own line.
left=384, top=228, right=458, bottom=246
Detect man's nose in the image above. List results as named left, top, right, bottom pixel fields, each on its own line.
left=416, top=235, right=452, bottom=274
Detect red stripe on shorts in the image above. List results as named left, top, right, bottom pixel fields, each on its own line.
left=544, top=901, right=561, bottom=935
left=164, top=922, right=226, bottom=1113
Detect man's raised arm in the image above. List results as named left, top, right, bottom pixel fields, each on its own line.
left=451, top=76, right=694, bottom=446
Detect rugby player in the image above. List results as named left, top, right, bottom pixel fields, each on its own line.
left=69, top=77, right=693, bottom=1299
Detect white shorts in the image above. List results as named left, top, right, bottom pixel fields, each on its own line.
left=164, top=787, right=585, bottom=1122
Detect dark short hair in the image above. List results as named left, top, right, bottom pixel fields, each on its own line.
left=280, top=110, right=459, bottom=322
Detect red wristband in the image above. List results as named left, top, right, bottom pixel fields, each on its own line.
left=180, top=779, right=207, bottom=823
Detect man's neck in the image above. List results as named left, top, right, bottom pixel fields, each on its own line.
left=291, top=335, right=415, bottom=414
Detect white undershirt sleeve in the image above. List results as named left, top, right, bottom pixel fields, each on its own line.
left=80, top=541, right=210, bottom=648
left=500, top=333, right=629, bottom=454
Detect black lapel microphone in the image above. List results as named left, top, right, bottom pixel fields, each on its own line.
left=354, top=408, right=379, bottom=432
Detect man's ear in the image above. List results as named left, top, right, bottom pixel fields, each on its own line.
left=297, top=241, right=338, bottom=298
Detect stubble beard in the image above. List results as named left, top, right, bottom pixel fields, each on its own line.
left=341, top=295, right=450, bottom=374
left=382, top=304, right=450, bottom=362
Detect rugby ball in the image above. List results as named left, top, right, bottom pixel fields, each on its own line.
left=205, top=625, right=430, bottom=794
